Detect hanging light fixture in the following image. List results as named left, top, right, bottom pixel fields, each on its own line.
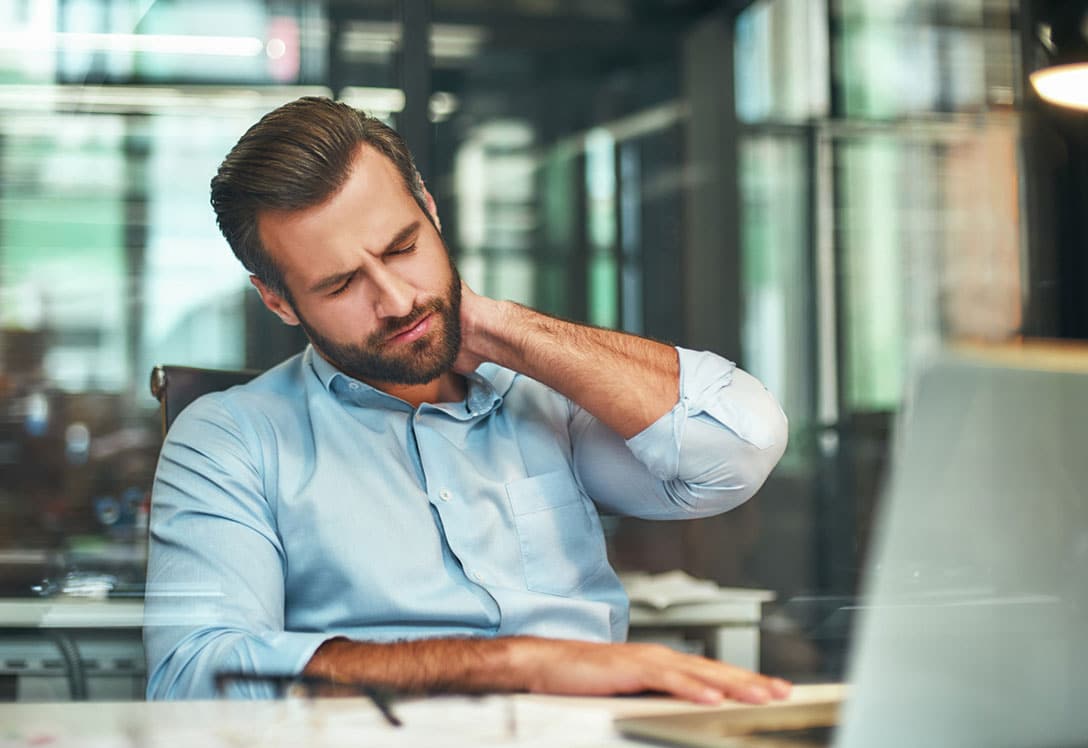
left=1031, top=3, right=1088, bottom=110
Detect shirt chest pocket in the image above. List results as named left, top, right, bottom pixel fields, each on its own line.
left=505, top=470, right=609, bottom=596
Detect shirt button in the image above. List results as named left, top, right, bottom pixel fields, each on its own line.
left=438, top=488, right=452, bottom=502
left=349, top=382, right=361, bottom=391
left=472, top=571, right=486, bottom=583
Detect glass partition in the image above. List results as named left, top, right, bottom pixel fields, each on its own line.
left=0, top=0, right=1034, bottom=702
left=734, top=0, right=1023, bottom=680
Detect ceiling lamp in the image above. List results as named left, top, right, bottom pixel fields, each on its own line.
left=1031, top=3, right=1088, bottom=110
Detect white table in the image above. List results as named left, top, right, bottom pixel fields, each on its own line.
left=623, top=575, right=774, bottom=671
left=0, top=598, right=145, bottom=701
left=0, top=598, right=144, bottom=629
left=0, top=582, right=774, bottom=702
left=0, top=683, right=847, bottom=747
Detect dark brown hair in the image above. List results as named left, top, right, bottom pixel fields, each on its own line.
left=210, top=96, right=428, bottom=298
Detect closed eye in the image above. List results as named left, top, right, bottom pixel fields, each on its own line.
left=323, top=241, right=415, bottom=297
left=327, top=276, right=352, bottom=297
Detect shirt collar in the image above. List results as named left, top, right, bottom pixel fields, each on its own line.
left=306, top=345, right=344, bottom=392
left=304, top=345, right=517, bottom=413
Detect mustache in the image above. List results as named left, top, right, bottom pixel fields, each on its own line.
left=369, top=299, right=444, bottom=346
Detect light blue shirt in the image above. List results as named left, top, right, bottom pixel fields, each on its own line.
left=145, top=346, right=787, bottom=699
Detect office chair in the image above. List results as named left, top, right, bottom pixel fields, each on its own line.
left=149, top=365, right=260, bottom=434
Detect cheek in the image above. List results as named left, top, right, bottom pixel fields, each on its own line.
left=415, top=255, right=453, bottom=294
left=308, top=295, right=378, bottom=336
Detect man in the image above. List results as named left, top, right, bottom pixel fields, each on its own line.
left=145, top=97, right=790, bottom=704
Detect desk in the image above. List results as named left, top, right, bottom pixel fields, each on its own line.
left=627, top=593, right=773, bottom=671
left=0, top=599, right=144, bottom=701
left=1, top=582, right=771, bottom=703
left=0, top=683, right=846, bottom=747
left=622, top=573, right=774, bottom=671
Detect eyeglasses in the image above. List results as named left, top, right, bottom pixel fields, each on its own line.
left=213, top=670, right=402, bottom=727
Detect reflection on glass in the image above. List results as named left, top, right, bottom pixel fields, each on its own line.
left=141, top=113, right=254, bottom=376
left=2, top=114, right=126, bottom=390
left=735, top=0, right=829, bottom=124
left=734, top=0, right=1026, bottom=685
left=586, top=127, right=617, bottom=329
left=0, top=0, right=1038, bottom=705
left=835, top=0, right=1018, bottom=119
left=837, top=127, right=1021, bottom=412
left=0, top=0, right=347, bottom=624
left=739, top=135, right=811, bottom=466
left=453, top=119, right=537, bottom=306
left=839, top=138, right=908, bottom=411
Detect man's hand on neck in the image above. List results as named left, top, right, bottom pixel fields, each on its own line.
left=452, top=282, right=679, bottom=439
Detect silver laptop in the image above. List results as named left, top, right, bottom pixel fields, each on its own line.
left=618, top=348, right=1088, bottom=747
left=836, top=349, right=1088, bottom=747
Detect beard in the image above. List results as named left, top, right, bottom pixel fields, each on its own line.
left=296, top=263, right=463, bottom=387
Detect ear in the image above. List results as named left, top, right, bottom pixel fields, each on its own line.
left=250, top=276, right=301, bottom=326
left=421, top=181, right=442, bottom=232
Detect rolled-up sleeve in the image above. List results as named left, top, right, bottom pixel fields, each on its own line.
left=144, top=395, right=333, bottom=700
left=572, top=347, right=788, bottom=519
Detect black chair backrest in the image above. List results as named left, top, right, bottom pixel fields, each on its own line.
left=149, top=365, right=261, bottom=434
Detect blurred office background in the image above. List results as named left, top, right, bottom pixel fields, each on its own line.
left=0, top=0, right=1085, bottom=699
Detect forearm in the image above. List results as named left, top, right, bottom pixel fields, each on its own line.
left=303, top=636, right=525, bottom=694
left=303, top=635, right=791, bottom=705
left=462, top=299, right=678, bottom=438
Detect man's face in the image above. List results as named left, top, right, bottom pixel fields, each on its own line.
left=254, top=145, right=461, bottom=388
left=294, top=260, right=461, bottom=386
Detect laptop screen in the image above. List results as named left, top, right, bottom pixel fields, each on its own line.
left=836, top=348, right=1088, bottom=748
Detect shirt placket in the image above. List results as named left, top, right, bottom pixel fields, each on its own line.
left=411, top=407, right=497, bottom=591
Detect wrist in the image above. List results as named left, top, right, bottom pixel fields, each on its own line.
left=499, top=636, right=549, bottom=693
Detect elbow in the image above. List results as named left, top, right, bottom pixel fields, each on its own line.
left=667, top=417, right=788, bottom=517
left=651, top=376, right=791, bottom=517
left=709, top=367, right=790, bottom=501
left=726, top=403, right=789, bottom=507
left=145, top=644, right=216, bottom=701
left=145, top=655, right=192, bottom=701
left=759, top=401, right=789, bottom=479
left=144, top=629, right=243, bottom=701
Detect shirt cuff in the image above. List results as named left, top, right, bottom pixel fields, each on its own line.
left=255, top=630, right=337, bottom=677
left=624, top=347, right=737, bottom=480
left=213, top=631, right=337, bottom=699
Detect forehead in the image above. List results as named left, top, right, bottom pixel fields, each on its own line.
left=256, top=145, right=419, bottom=283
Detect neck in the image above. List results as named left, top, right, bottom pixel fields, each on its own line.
left=310, top=346, right=467, bottom=408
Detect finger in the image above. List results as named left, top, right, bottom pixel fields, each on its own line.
left=689, top=667, right=771, bottom=704
left=676, top=657, right=789, bottom=704
left=718, top=679, right=773, bottom=704
left=767, top=677, right=792, bottom=699
left=653, top=669, right=726, bottom=705
left=633, top=650, right=761, bottom=705
left=713, top=674, right=792, bottom=700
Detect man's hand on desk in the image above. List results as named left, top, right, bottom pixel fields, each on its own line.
left=304, top=636, right=791, bottom=705
left=513, top=639, right=791, bottom=705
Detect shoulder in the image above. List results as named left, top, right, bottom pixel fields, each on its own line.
left=167, top=352, right=312, bottom=445
left=476, top=363, right=575, bottom=431
left=477, top=363, right=562, bottom=405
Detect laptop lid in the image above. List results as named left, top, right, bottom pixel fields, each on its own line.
left=836, top=348, right=1088, bottom=748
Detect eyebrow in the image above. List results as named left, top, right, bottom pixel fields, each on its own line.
left=306, top=221, right=421, bottom=295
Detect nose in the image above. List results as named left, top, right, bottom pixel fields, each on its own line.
left=370, top=266, right=415, bottom=320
